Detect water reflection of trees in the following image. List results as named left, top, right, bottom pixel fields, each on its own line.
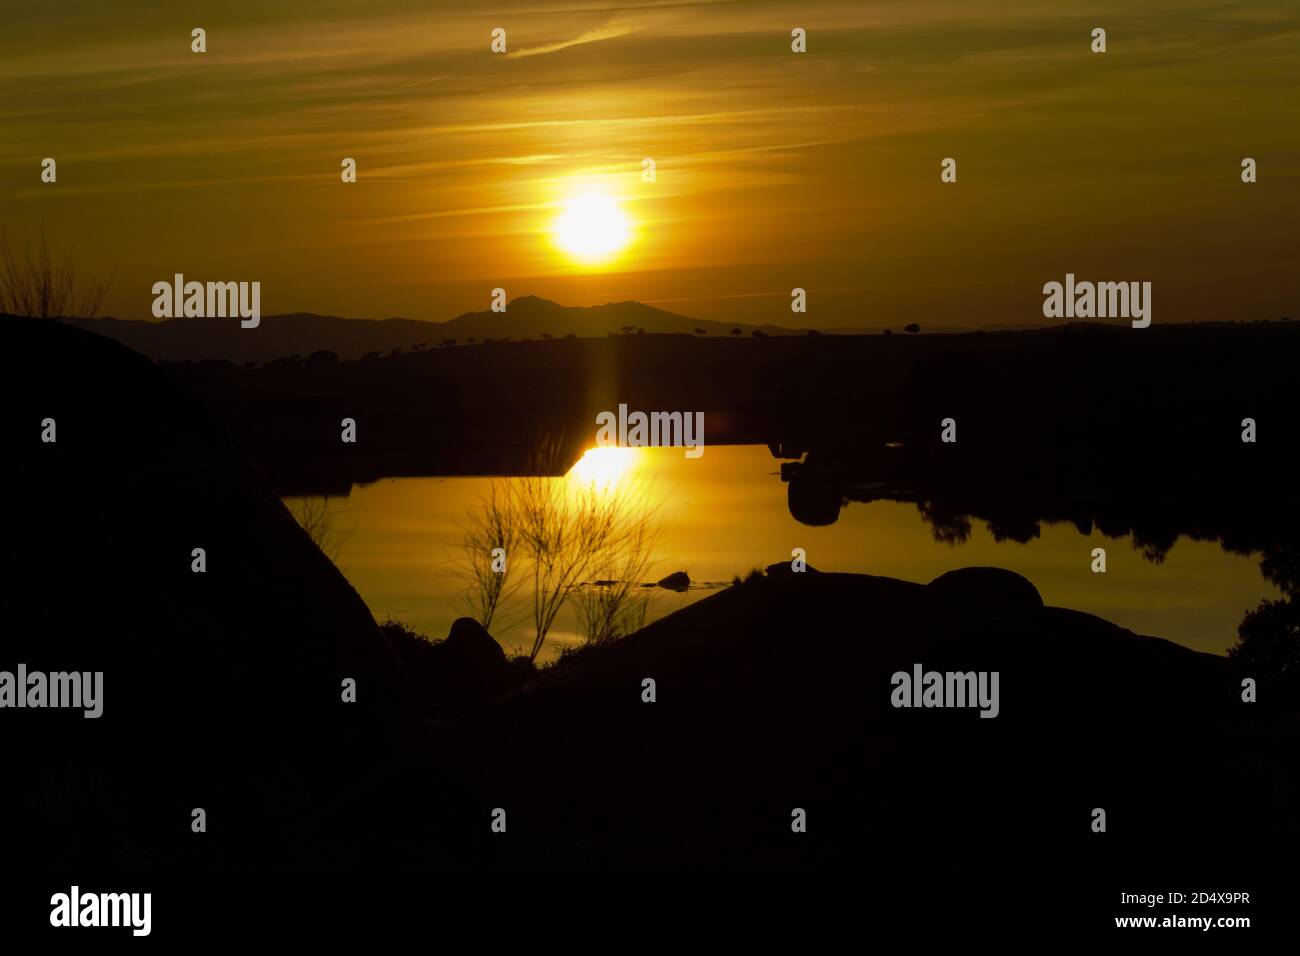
left=781, top=451, right=1300, bottom=703
left=784, top=455, right=1299, bottom=577
left=915, top=500, right=972, bottom=546
left=908, top=490, right=1297, bottom=704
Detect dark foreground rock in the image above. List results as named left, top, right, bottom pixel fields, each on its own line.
left=3, top=318, right=443, bottom=865
left=928, top=566, right=1043, bottom=607
left=382, top=617, right=528, bottom=722
left=438, top=570, right=1296, bottom=868
left=6, top=318, right=1296, bottom=874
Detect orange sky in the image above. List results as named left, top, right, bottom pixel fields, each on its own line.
left=2, top=0, right=1297, bottom=327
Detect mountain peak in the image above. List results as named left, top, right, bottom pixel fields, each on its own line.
left=505, top=294, right=561, bottom=309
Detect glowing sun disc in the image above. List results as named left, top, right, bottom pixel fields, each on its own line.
left=552, top=193, right=632, bottom=263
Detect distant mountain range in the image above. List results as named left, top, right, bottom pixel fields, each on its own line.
left=59, top=297, right=788, bottom=364
left=61, top=294, right=1022, bottom=364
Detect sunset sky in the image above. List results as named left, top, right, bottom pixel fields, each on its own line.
left=2, top=0, right=1297, bottom=327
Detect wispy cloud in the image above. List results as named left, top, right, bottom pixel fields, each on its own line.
left=508, top=22, right=645, bottom=58
left=1, top=0, right=1296, bottom=324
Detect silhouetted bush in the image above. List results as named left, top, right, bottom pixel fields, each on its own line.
left=305, top=350, right=338, bottom=367
left=1260, top=545, right=1300, bottom=595
left=0, top=227, right=113, bottom=320
left=1230, top=597, right=1300, bottom=708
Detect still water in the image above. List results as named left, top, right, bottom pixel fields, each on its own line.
left=286, top=445, right=1277, bottom=662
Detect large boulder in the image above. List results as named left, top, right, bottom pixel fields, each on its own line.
left=440, top=567, right=1246, bottom=869
left=2, top=317, right=427, bottom=865
left=443, top=617, right=507, bottom=665
left=927, top=566, right=1043, bottom=607
left=383, top=617, right=520, bottom=722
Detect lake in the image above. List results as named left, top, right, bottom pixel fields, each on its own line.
left=286, top=444, right=1278, bottom=662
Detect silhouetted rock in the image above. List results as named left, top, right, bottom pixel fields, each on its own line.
left=927, top=567, right=1043, bottom=607
left=380, top=617, right=520, bottom=723
left=3, top=317, right=429, bottom=866
left=444, top=617, right=508, bottom=669
left=658, top=571, right=691, bottom=591
left=438, top=567, right=1284, bottom=871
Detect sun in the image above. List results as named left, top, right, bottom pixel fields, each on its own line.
left=551, top=192, right=632, bottom=265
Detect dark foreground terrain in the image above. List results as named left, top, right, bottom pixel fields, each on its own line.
left=3, top=319, right=1296, bottom=934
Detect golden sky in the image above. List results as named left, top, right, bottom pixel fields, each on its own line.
left=1, top=0, right=1297, bottom=327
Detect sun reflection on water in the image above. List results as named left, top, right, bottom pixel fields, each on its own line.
left=566, top=446, right=639, bottom=491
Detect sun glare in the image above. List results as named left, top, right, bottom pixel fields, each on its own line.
left=551, top=191, right=632, bottom=265
left=567, top=446, right=638, bottom=490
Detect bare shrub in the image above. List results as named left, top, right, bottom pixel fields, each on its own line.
left=0, top=227, right=113, bottom=320
left=573, top=518, right=658, bottom=646
left=456, top=482, right=523, bottom=632
left=287, top=496, right=354, bottom=564
left=457, top=442, right=664, bottom=661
